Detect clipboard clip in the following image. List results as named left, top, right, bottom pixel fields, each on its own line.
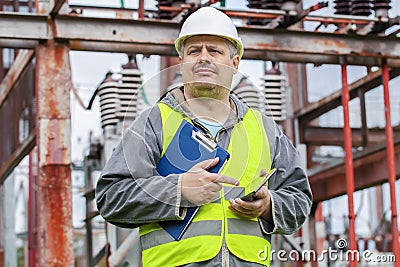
left=192, top=130, right=217, bottom=151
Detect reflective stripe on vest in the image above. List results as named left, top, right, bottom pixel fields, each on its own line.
left=139, top=102, right=272, bottom=267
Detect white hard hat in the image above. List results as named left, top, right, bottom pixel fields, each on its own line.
left=175, top=7, right=244, bottom=58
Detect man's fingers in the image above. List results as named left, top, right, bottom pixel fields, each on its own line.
left=214, top=175, right=240, bottom=186
left=231, top=198, right=257, bottom=210
left=253, top=187, right=268, bottom=199
left=228, top=198, right=263, bottom=218
left=228, top=200, right=256, bottom=217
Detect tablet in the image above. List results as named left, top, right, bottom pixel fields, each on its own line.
left=241, top=168, right=276, bottom=202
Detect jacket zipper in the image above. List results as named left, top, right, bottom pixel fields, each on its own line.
left=193, top=118, right=235, bottom=266
left=222, top=238, right=230, bottom=267
left=220, top=186, right=230, bottom=267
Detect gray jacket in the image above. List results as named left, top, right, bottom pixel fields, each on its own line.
left=96, top=88, right=312, bottom=266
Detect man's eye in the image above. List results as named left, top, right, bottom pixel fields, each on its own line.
left=188, top=49, right=199, bottom=55
left=210, top=49, right=222, bottom=54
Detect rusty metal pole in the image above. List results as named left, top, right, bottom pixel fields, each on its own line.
left=35, top=40, right=74, bottom=267
left=28, top=150, right=37, bottom=267
left=138, top=0, right=145, bottom=19
left=381, top=58, right=400, bottom=265
left=341, top=63, right=357, bottom=266
left=0, top=184, right=3, bottom=267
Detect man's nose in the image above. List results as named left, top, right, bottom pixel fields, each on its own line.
left=198, top=47, right=212, bottom=62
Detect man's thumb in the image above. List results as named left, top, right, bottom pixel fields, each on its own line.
left=196, top=157, right=219, bottom=170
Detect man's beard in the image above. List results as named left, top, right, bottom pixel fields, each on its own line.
left=185, top=81, right=223, bottom=99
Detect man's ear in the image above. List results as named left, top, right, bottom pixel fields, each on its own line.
left=233, top=55, right=240, bottom=73
left=179, top=56, right=184, bottom=72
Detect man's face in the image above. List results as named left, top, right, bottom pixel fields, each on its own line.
left=179, top=35, right=240, bottom=98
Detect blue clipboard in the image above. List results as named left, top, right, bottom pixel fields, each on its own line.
left=156, top=120, right=230, bottom=241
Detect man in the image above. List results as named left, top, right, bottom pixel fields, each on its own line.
left=96, top=6, right=312, bottom=267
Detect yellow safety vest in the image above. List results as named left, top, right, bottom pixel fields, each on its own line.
left=139, top=102, right=272, bottom=266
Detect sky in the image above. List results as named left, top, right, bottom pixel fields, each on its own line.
left=12, top=0, right=400, bottom=239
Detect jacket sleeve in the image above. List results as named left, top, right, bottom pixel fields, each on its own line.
left=95, top=106, right=187, bottom=228
left=259, top=116, right=313, bottom=235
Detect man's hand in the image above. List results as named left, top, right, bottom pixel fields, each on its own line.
left=181, top=158, right=239, bottom=205
left=228, top=186, right=272, bottom=221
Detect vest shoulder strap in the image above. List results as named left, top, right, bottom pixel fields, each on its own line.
left=157, top=102, right=185, bottom=156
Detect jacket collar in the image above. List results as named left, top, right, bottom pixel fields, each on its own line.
left=160, top=87, right=249, bottom=129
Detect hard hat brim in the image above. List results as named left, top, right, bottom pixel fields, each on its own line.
left=175, top=34, right=244, bottom=59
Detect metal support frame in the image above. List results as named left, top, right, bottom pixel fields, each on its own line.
left=358, top=89, right=368, bottom=147
left=0, top=179, right=4, bottom=266
left=51, top=17, right=400, bottom=67
left=0, top=4, right=399, bottom=266
left=2, top=172, right=17, bottom=267
left=138, top=0, right=144, bottom=20
left=340, top=64, right=357, bottom=265
left=0, top=49, right=34, bottom=107
left=83, top=160, right=95, bottom=267
left=50, top=0, right=67, bottom=15
left=35, top=40, right=74, bottom=266
left=0, top=48, right=36, bottom=183
left=108, top=230, right=139, bottom=267
left=28, top=149, right=37, bottom=267
left=381, top=59, right=400, bottom=265
left=82, top=139, right=105, bottom=267
left=301, top=126, right=399, bottom=146
left=307, top=202, right=318, bottom=267
left=0, top=12, right=399, bottom=65
left=309, top=135, right=400, bottom=202
left=0, top=130, right=35, bottom=183
left=296, top=68, right=400, bottom=126
left=0, top=12, right=48, bottom=41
